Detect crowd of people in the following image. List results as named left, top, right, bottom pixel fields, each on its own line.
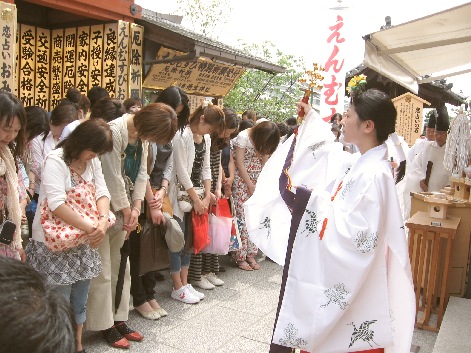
left=0, top=85, right=283, bottom=352
left=0, top=78, right=455, bottom=352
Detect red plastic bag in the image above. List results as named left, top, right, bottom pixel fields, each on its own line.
left=192, top=210, right=209, bottom=254
left=216, top=198, right=232, bottom=218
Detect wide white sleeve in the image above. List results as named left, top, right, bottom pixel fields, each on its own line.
left=162, top=149, right=173, bottom=182
left=202, top=134, right=211, bottom=181
left=407, top=145, right=428, bottom=184
left=131, top=140, right=149, bottom=202
left=233, top=130, right=248, bottom=149
left=92, top=157, right=111, bottom=201
left=30, top=135, right=45, bottom=193
left=41, top=155, right=69, bottom=211
left=100, top=125, right=129, bottom=211
left=173, top=133, right=193, bottom=190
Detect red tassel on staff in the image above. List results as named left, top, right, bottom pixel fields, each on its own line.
left=331, top=181, right=343, bottom=201
left=319, top=218, right=328, bottom=240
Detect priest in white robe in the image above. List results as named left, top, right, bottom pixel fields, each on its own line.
left=402, top=106, right=451, bottom=220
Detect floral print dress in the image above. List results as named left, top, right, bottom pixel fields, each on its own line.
left=232, top=129, right=262, bottom=262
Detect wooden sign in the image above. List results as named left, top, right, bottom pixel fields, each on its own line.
left=50, top=29, right=64, bottom=108
left=392, top=92, right=431, bottom=146
left=19, top=24, right=35, bottom=107
left=76, top=26, right=90, bottom=94
left=9, top=20, right=141, bottom=108
left=89, top=24, right=104, bottom=89
left=14, top=26, right=18, bottom=96
left=188, top=95, right=205, bottom=114
left=129, top=23, right=143, bottom=99
left=103, top=23, right=117, bottom=97
left=0, top=3, right=17, bottom=94
left=143, top=48, right=245, bottom=97
left=63, top=27, right=76, bottom=94
left=35, top=27, right=50, bottom=110
left=116, top=20, right=129, bottom=101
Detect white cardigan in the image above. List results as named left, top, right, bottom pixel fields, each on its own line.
left=100, top=114, right=149, bottom=212
left=169, top=125, right=211, bottom=220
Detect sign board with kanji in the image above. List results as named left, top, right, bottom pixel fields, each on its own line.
left=392, top=92, right=431, bottom=146
left=0, top=3, right=17, bottom=95
left=143, top=47, right=245, bottom=97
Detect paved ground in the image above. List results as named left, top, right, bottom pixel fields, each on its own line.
left=83, top=254, right=437, bottom=353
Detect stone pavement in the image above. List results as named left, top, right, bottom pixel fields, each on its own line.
left=83, top=254, right=437, bottom=353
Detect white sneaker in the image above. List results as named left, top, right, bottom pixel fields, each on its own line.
left=185, top=284, right=205, bottom=300
left=191, top=276, right=215, bottom=290
left=171, top=286, right=200, bottom=304
left=205, top=272, right=224, bottom=286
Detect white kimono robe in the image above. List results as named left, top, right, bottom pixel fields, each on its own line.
left=245, top=110, right=354, bottom=266
left=245, top=112, right=415, bottom=353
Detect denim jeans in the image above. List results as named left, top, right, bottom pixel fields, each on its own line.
left=169, top=215, right=191, bottom=274
left=54, top=279, right=91, bottom=324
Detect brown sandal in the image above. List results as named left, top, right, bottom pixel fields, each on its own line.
left=237, top=261, right=253, bottom=271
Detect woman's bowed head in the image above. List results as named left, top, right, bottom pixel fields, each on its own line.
left=0, top=92, right=26, bottom=158
left=133, top=103, right=178, bottom=144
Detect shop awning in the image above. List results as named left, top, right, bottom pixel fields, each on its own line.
left=363, top=2, right=471, bottom=93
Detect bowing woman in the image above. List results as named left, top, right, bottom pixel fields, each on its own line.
left=26, top=119, right=114, bottom=353
left=246, top=83, right=415, bottom=353
left=0, top=92, right=26, bottom=261
left=85, top=103, right=177, bottom=349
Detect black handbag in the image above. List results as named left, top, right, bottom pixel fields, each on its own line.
left=0, top=220, right=16, bottom=245
left=139, top=220, right=170, bottom=275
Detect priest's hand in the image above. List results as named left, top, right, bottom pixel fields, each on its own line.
left=419, top=179, right=428, bottom=192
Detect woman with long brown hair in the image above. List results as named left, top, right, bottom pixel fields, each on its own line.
left=167, top=101, right=225, bottom=303
left=232, top=120, right=280, bottom=271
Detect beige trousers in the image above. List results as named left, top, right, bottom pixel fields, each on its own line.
left=84, top=227, right=130, bottom=331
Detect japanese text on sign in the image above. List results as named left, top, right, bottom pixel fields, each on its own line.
left=0, top=3, right=16, bottom=95
left=144, top=58, right=244, bottom=97
left=392, top=93, right=430, bottom=146
left=320, top=15, right=347, bottom=122
left=129, top=24, right=143, bottom=99
left=89, top=25, right=103, bottom=89
left=116, top=21, right=129, bottom=101
left=103, top=23, right=117, bottom=97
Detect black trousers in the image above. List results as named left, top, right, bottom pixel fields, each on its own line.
left=129, top=228, right=157, bottom=307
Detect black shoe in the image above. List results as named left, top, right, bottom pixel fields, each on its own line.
left=154, top=271, right=165, bottom=281
left=218, top=266, right=226, bottom=272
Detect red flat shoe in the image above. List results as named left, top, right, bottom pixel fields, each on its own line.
left=115, top=322, right=144, bottom=342
left=102, top=327, right=130, bottom=349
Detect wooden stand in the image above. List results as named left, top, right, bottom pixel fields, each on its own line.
left=450, top=176, right=470, bottom=201
left=406, top=212, right=461, bottom=332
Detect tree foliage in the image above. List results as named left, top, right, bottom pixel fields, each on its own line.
left=175, top=0, right=307, bottom=122
left=223, top=41, right=306, bottom=122
left=176, top=0, right=231, bottom=38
